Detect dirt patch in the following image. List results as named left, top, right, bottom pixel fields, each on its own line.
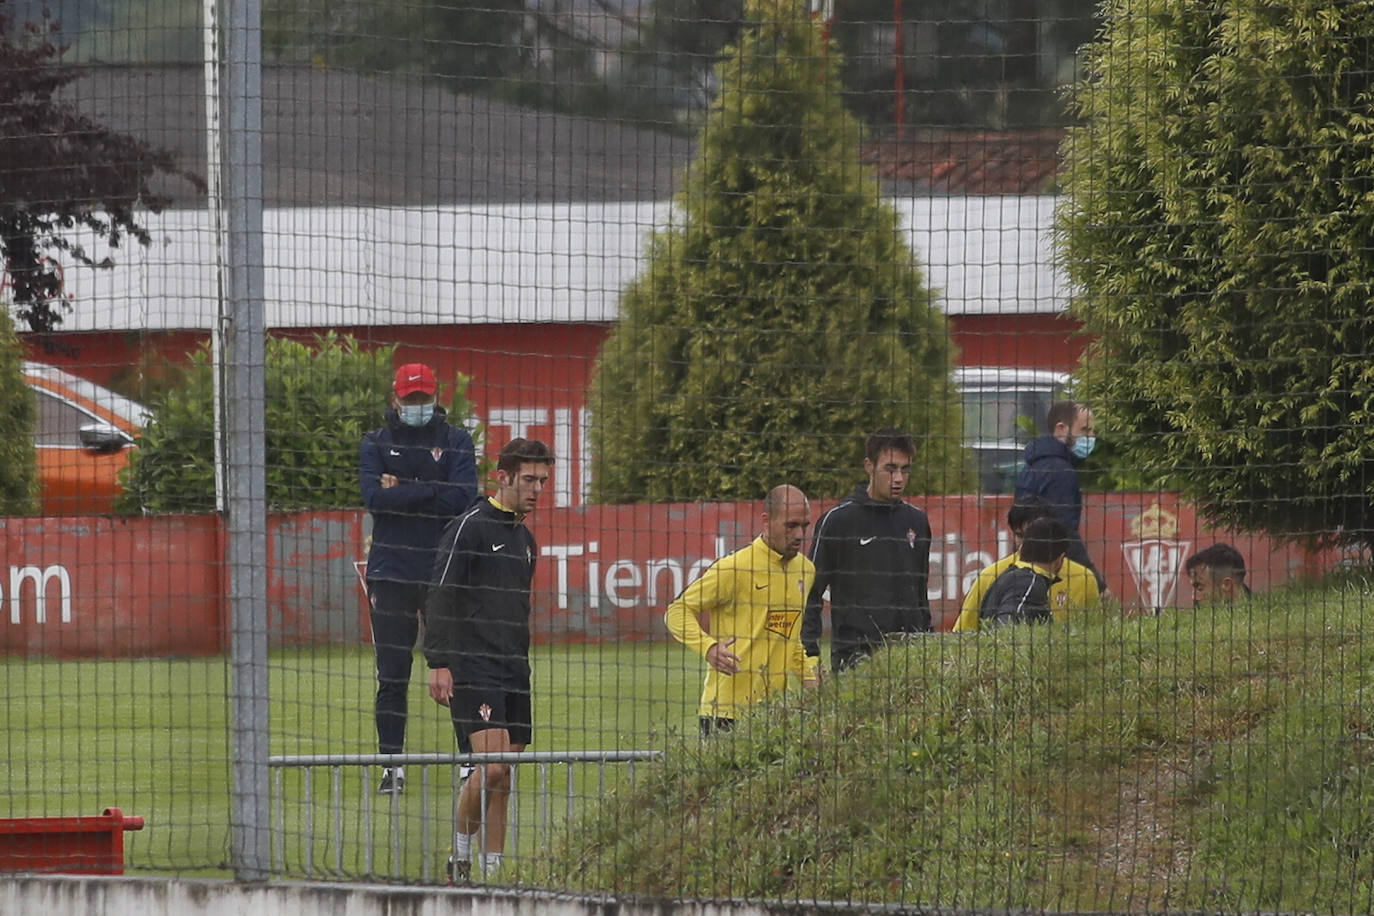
left=1079, top=753, right=1204, bottom=912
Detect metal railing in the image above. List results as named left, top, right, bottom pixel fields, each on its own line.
left=267, top=750, right=661, bottom=883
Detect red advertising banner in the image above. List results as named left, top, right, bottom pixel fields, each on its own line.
left=0, top=515, right=224, bottom=657
left=0, top=496, right=1332, bottom=658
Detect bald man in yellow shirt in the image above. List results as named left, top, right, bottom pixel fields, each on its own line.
left=953, top=496, right=1102, bottom=631
left=665, top=485, right=819, bottom=734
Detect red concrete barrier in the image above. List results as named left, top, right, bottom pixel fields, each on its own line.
left=0, top=807, right=144, bottom=874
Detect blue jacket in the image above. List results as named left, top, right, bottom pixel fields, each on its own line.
left=1014, top=436, right=1102, bottom=587
left=361, top=407, right=478, bottom=585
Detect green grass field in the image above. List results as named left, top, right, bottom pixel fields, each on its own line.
left=1, top=639, right=710, bottom=880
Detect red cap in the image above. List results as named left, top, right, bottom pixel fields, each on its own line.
left=393, top=363, right=437, bottom=398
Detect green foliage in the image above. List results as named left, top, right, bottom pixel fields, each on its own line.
left=834, top=0, right=1098, bottom=130
left=0, top=307, right=37, bottom=513
left=589, top=0, right=968, bottom=503
left=59, top=0, right=202, bottom=63
left=119, top=333, right=481, bottom=513
left=1059, top=0, right=1374, bottom=551
left=265, top=0, right=531, bottom=88
left=0, top=0, right=200, bottom=331
left=619, top=0, right=747, bottom=120
left=626, top=0, right=1098, bottom=130
left=531, top=590, right=1374, bottom=911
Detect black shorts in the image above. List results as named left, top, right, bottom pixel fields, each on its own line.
left=449, top=684, right=533, bottom=746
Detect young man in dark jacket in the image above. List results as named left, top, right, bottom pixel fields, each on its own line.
left=801, top=428, right=933, bottom=674
left=425, top=437, right=553, bottom=881
left=1014, top=399, right=1106, bottom=594
left=360, top=363, right=478, bottom=794
left=980, top=516, right=1068, bottom=626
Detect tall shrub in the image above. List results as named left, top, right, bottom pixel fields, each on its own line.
left=589, top=0, right=967, bottom=503
left=120, top=333, right=480, bottom=513
left=0, top=308, right=37, bottom=513
left=1059, top=0, right=1374, bottom=550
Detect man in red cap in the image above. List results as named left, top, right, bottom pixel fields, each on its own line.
left=360, top=362, right=478, bottom=794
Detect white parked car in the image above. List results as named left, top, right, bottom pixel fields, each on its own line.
left=954, top=366, right=1069, bottom=493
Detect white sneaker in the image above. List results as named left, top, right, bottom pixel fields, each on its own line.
left=377, top=766, right=405, bottom=794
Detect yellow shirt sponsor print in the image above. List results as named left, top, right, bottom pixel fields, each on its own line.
left=766, top=608, right=801, bottom=639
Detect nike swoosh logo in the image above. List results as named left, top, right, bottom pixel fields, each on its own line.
left=859, top=536, right=877, bottom=545
left=389, top=449, right=401, bottom=457
left=491, top=544, right=505, bottom=552
left=754, top=583, right=768, bottom=590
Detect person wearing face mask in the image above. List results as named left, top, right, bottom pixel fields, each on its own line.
left=361, top=362, right=478, bottom=795
left=1013, top=400, right=1108, bottom=596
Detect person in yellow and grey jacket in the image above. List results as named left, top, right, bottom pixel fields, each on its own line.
left=978, top=516, right=1070, bottom=626
left=953, top=496, right=1101, bottom=632
left=665, top=485, right=819, bottom=736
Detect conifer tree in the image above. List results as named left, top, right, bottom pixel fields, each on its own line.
left=589, top=0, right=967, bottom=502
left=1059, top=0, right=1374, bottom=551
left=0, top=308, right=37, bottom=514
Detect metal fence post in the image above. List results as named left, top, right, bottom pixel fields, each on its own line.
left=212, top=0, right=270, bottom=882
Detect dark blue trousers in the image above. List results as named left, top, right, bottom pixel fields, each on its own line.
left=368, top=579, right=426, bottom=755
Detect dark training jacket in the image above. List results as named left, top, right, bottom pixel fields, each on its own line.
left=801, top=484, right=933, bottom=672
left=1014, top=435, right=1102, bottom=587
left=360, top=407, right=478, bottom=586
left=423, top=498, right=538, bottom=689
left=979, top=563, right=1055, bottom=626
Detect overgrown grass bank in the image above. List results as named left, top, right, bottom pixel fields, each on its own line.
left=534, top=589, right=1374, bottom=913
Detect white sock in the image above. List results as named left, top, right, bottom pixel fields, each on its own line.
left=482, top=853, right=502, bottom=873
left=453, top=832, right=472, bottom=860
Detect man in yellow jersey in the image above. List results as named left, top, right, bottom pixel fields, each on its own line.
left=953, top=495, right=1101, bottom=631
left=665, top=484, right=818, bottom=735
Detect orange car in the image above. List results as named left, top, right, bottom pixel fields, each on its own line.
left=24, top=362, right=150, bottom=515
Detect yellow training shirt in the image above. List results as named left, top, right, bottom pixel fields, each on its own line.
left=665, top=536, right=817, bottom=719
left=952, top=552, right=1101, bottom=631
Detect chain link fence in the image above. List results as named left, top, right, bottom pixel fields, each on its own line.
left=3, top=0, right=1372, bottom=910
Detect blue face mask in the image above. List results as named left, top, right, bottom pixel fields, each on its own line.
left=398, top=402, right=435, bottom=427
left=1071, top=436, right=1097, bottom=460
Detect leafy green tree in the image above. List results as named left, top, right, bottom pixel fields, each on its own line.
left=625, top=0, right=1098, bottom=130
left=620, top=0, right=746, bottom=116
left=835, top=0, right=1098, bottom=130
left=589, top=0, right=967, bottom=503
left=1059, top=0, right=1374, bottom=550
left=0, top=307, right=37, bottom=513
left=120, top=333, right=482, bottom=513
left=0, top=0, right=200, bottom=332
left=265, top=0, right=529, bottom=88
